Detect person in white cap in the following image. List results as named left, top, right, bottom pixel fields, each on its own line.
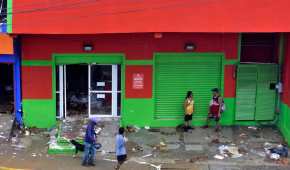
left=82, top=117, right=99, bottom=166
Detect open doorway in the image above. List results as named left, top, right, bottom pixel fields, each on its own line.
left=0, top=63, right=14, bottom=114
left=66, top=64, right=88, bottom=117
left=56, top=64, right=122, bottom=119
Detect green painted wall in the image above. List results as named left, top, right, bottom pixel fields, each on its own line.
left=278, top=103, right=290, bottom=144
left=121, top=53, right=237, bottom=127
left=121, top=98, right=236, bottom=127
left=121, top=99, right=154, bottom=127
left=7, top=0, right=12, bottom=33
left=22, top=99, right=56, bottom=128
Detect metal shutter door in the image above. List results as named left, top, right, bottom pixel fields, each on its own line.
left=155, top=55, right=221, bottom=120
left=235, top=65, right=257, bottom=120
left=255, top=64, right=278, bottom=120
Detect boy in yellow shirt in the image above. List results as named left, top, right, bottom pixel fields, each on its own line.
left=184, top=91, right=194, bottom=132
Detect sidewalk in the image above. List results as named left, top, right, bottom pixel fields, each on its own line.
left=0, top=115, right=289, bottom=170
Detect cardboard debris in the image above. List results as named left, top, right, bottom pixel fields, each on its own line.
left=214, top=154, right=224, bottom=160
left=270, top=153, right=280, bottom=160
left=142, top=154, right=153, bottom=158
left=218, top=145, right=243, bottom=158
left=248, top=126, right=258, bottom=130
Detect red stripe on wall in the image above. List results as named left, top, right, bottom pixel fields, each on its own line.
left=282, top=34, right=290, bottom=106
left=22, top=66, right=52, bottom=99
left=224, top=65, right=236, bottom=98
left=21, top=33, right=238, bottom=60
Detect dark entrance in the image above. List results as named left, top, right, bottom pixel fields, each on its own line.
left=66, top=64, right=88, bottom=117
left=0, top=63, right=14, bottom=114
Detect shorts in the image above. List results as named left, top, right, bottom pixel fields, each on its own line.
left=117, top=154, right=127, bottom=163
left=184, top=114, right=192, bottom=121
left=208, top=113, right=220, bottom=122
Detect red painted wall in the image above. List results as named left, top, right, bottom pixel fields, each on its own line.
left=126, top=66, right=152, bottom=98
left=12, top=0, right=290, bottom=34
left=22, top=66, right=52, bottom=99
left=224, top=65, right=236, bottom=98
left=21, top=33, right=238, bottom=99
left=282, top=34, right=290, bottom=106
left=22, top=33, right=238, bottom=60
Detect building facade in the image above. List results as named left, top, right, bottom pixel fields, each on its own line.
left=5, top=0, right=290, bottom=144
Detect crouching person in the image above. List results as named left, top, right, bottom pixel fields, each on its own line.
left=115, top=127, right=127, bottom=170
left=82, top=117, right=99, bottom=166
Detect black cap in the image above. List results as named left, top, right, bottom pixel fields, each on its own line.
left=211, top=88, right=219, bottom=92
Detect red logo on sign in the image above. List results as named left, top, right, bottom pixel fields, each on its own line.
left=132, top=73, right=144, bottom=90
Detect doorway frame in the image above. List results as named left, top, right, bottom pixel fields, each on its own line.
left=88, top=64, right=121, bottom=117
left=0, top=53, right=22, bottom=125
left=52, top=53, right=125, bottom=119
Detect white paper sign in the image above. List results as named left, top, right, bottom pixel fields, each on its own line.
left=132, top=73, right=144, bottom=90
left=97, top=82, right=105, bottom=86
left=97, top=94, right=105, bottom=99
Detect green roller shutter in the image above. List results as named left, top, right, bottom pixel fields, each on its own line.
left=235, top=65, right=257, bottom=120
left=255, top=64, right=278, bottom=120
left=155, top=54, right=222, bottom=120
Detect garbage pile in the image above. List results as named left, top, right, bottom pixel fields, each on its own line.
left=214, top=144, right=243, bottom=160
left=264, top=143, right=288, bottom=161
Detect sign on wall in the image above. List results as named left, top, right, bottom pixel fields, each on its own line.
left=126, top=66, right=152, bottom=98
left=132, top=73, right=144, bottom=90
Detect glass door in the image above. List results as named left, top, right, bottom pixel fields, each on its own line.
left=56, top=65, right=66, bottom=119
left=89, top=64, right=121, bottom=117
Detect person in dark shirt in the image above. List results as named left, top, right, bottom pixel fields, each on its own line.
left=82, top=117, right=99, bottom=166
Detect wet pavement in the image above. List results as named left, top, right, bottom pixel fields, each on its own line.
left=0, top=114, right=290, bottom=170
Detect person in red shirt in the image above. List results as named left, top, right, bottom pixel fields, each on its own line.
left=203, top=88, right=224, bottom=132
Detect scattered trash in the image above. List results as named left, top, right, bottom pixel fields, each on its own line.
left=95, top=127, right=102, bottom=134
left=160, top=141, right=166, bottom=146
left=189, top=155, right=208, bottom=163
left=142, top=154, right=153, bottom=158
left=144, top=126, right=150, bottom=130
left=265, top=143, right=289, bottom=160
left=270, top=153, right=280, bottom=160
left=134, top=160, right=162, bottom=170
left=248, top=126, right=258, bottom=130
left=31, top=153, right=37, bottom=157
left=269, top=144, right=288, bottom=158
left=211, top=138, right=220, bottom=144
left=218, top=145, right=243, bottom=158
left=214, top=154, right=225, bottom=160
left=126, top=125, right=140, bottom=133
left=25, top=130, right=30, bottom=136
left=132, top=145, right=143, bottom=152
left=103, top=158, right=117, bottom=162
left=239, top=133, right=247, bottom=137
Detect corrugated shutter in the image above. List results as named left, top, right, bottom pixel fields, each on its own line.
left=155, top=55, right=221, bottom=120
left=255, top=64, right=278, bottom=120
left=235, top=65, right=257, bottom=120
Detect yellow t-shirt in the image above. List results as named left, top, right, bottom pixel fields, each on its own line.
left=184, top=98, right=194, bottom=115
